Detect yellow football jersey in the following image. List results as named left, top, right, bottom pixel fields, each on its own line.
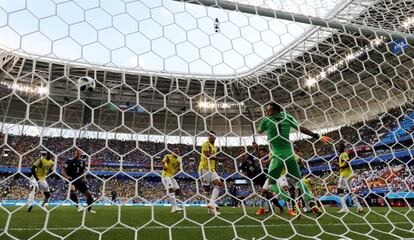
left=339, top=152, right=351, bottom=177
left=198, top=141, right=217, bottom=172
left=33, top=157, right=54, bottom=181
left=161, top=154, right=181, bottom=177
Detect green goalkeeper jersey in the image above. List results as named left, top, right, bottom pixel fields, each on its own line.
left=259, top=112, right=299, bottom=156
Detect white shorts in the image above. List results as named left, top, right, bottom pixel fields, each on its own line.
left=30, top=177, right=50, bottom=192
left=262, top=179, right=271, bottom=191
left=199, top=170, right=220, bottom=186
left=161, top=176, right=179, bottom=190
left=338, top=176, right=352, bottom=190
left=277, top=176, right=289, bottom=188
left=262, top=176, right=291, bottom=191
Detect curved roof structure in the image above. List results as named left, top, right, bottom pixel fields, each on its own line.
left=0, top=0, right=394, bottom=78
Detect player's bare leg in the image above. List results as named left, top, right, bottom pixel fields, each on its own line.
left=286, top=186, right=298, bottom=217
left=256, top=187, right=283, bottom=215
left=174, top=189, right=183, bottom=212
left=27, top=185, right=37, bottom=212
left=41, top=191, right=51, bottom=208
left=265, top=190, right=284, bottom=214
left=271, top=184, right=295, bottom=216
left=169, top=188, right=182, bottom=213
left=352, top=194, right=364, bottom=213
left=256, top=188, right=268, bottom=215
left=298, top=180, right=322, bottom=216
left=202, top=186, right=212, bottom=213
left=84, top=190, right=95, bottom=213
left=68, top=185, right=82, bottom=212
left=337, top=188, right=349, bottom=213
left=207, top=179, right=222, bottom=215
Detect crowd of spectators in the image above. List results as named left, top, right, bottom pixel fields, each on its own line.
left=0, top=103, right=413, bottom=205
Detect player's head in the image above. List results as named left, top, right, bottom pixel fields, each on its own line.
left=265, top=102, right=282, bottom=116
left=172, top=147, right=180, bottom=156
left=45, top=152, right=52, bottom=160
left=259, top=148, right=268, bottom=158
left=294, top=147, right=302, bottom=157
left=208, top=131, right=216, bottom=143
left=237, top=148, right=247, bottom=161
left=74, top=149, right=82, bottom=160
left=41, top=151, right=47, bottom=158
left=337, top=142, right=346, bottom=153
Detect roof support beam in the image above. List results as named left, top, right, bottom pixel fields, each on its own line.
left=175, top=0, right=414, bottom=43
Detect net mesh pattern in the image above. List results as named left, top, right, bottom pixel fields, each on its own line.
left=0, top=0, right=414, bottom=239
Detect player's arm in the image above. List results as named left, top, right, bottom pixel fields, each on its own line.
left=299, top=126, right=332, bottom=143
left=161, top=156, right=169, bottom=169
left=31, top=159, right=41, bottom=181
left=339, top=153, right=350, bottom=169
left=257, top=117, right=267, bottom=134
left=284, top=113, right=331, bottom=143
left=297, top=156, right=305, bottom=168
left=48, top=161, right=55, bottom=176
left=203, top=150, right=225, bottom=161
left=252, top=142, right=259, bottom=156
left=31, top=166, right=39, bottom=181
left=238, top=162, right=248, bottom=177
left=202, top=143, right=225, bottom=161
left=178, top=158, right=183, bottom=172
left=61, top=163, right=72, bottom=180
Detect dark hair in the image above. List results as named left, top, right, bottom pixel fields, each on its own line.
left=259, top=148, right=268, bottom=152
left=338, top=142, right=346, bottom=152
left=268, top=102, right=282, bottom=112
left=208, top=130, right=216, bottom=135
left=45, top=152, right=52, bottom=160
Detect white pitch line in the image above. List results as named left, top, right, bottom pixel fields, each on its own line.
left=1, top=222, right=412, bottom=231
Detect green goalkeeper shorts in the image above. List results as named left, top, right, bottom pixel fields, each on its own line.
left=299, top=180, right=313, bottom=202
left=267, top=153, right=301, bottom=183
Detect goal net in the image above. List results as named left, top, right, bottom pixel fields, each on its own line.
left=0, top=0, right=413, bottom=239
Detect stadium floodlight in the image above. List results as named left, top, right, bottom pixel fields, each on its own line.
left=402, top=16, right=414, bottom=29
left=0, top=81, right=49, bottom=96
left=304, top=37, right=385, bottom=87
left=199, top=100, right=245, bottom=109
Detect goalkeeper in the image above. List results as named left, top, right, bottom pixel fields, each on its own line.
left=257, top=102, right=331, bottom=213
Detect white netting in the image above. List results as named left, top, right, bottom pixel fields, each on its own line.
left=0, top=0, right=414, bottom=239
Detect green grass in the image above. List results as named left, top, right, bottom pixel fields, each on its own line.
left=0, top=206, right=414, bottom=240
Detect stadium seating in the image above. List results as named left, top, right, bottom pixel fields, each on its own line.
left=0, top=104, right=413, bottom=206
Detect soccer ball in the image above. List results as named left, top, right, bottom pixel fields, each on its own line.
left=77, top=76, right=96, bottom=91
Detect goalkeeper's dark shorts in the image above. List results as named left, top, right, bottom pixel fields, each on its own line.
left=72, top=180, right=89, bottom=194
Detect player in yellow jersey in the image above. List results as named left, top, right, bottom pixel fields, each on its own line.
left=337, top=142, right=364, bottom=213
left=161, top=147, right=183, bottom=213
left=27, top=151, right=54, bottom=212
left=198, top=131, right=226, bottom=215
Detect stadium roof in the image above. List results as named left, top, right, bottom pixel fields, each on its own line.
left=0, top=0, right=386, bottom=78
left=0, top=0, right=413, bottom=137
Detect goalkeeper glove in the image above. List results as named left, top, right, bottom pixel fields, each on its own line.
left=313, top=134, right=332, bottom=143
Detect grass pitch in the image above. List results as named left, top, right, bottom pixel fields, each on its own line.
left=0, top=206, right=413, bottom=240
